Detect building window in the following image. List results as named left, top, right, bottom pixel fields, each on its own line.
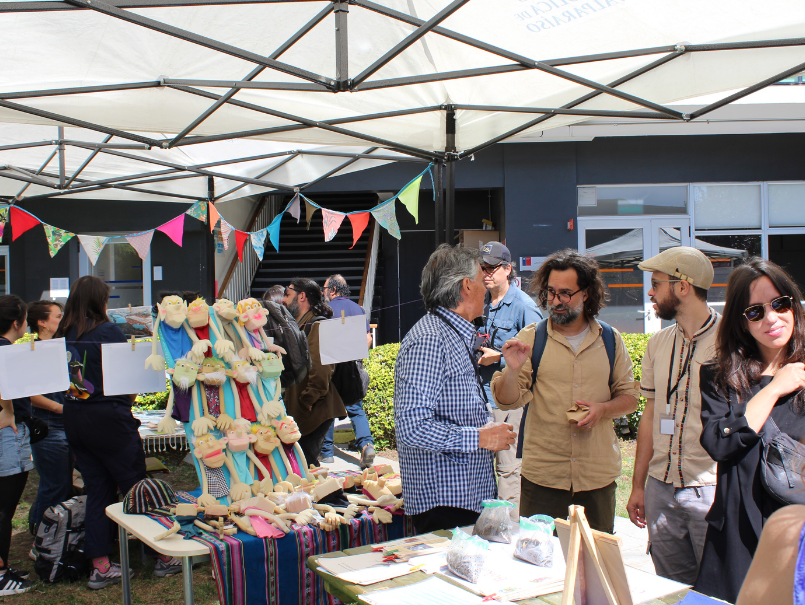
left=578, top=185, right=687, bottom=217
left=693, top=184, right=762, bottom=230
left=769, top=183, right=805, bottom=227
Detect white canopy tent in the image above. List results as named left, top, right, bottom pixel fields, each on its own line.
left=0, top=0, right=803, bottom=230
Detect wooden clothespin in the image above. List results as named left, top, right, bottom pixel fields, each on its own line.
left=341, top=310, right=345, bottom=324
left=131, top=333, right=136, bottom=351
left=30, top=337, right=35, bottom=351
left=128, top=303, right=132, bottom=313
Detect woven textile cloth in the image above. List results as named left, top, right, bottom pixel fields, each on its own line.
left=151, top=491, right=414, bottom=605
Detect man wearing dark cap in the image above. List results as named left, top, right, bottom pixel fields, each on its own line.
left=477, top=241, right=542, bottom=519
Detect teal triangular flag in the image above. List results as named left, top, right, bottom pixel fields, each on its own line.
left=267, top=214, right=281, bottom=252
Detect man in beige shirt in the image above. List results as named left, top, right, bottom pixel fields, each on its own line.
left=626, top=247, right=719, bottom=584
left=492, top=249, right=638, bottom=533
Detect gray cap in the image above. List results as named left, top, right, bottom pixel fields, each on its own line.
left=481, top=241, right=511, bottom=265
left=638, top=247, right=714, bottom=290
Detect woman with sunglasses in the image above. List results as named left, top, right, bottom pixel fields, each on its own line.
left=695, top=258, right=805, bottom=603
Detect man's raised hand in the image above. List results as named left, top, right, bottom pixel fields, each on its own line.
left=500, top=339, right=531, bottom=372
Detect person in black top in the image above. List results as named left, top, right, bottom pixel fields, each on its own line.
left=696, top=258, right=805, bottom=603
left=57, top=276, right=151, bottom=590
left=26, top=300, right=72, bottom=540
left=0, top=295, right=33, bottom=595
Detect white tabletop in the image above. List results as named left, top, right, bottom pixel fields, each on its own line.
left=106, top=502, right=209, bottom=558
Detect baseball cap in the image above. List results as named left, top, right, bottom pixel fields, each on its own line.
left=481, top=241, right=511, bottom=265
left=638, top=246, right=714, bottom=290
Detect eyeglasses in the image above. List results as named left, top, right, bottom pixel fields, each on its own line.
left=650, top=279, right=681, bottom=291
left=284, top=286, right=297, bottom=297
left=482, top=263, right=504, bottom=275
left=543, top=287, right=584, bottom=303
left=743, top=295, right=794, bottom=322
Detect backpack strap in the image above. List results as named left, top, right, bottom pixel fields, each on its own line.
left=516, top=319, right=617, bottom=459
left=516, top=320, right=548, bottom=459
left=302, top=315, right=327, bottom=337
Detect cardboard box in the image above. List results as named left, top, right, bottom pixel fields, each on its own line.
left=458, top=229, right=499, bottom=249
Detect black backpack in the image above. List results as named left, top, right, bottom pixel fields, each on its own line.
left=262, top=301, right=312, bottom=388
left=331, top=360, right=370, bottom=406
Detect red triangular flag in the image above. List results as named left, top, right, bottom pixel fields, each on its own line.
left=10, top=206, right=41, bottom=241
left=235, top=230, right=249, bottom=262
left=208, top=202, right=220, bottom=233
left=156, top=214, right=185, bottom=247
left=348, top=213, right=371, bottom=249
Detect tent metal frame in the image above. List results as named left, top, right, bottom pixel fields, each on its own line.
left=0, top=0, right=803, bottom=243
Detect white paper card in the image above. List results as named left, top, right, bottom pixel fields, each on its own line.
left=49, top=277, right=69, bottom=298
left=359, top=576, right=484, bottom=605
left=578, top=186, right=598, bottom=206
left=102, top=340, right=165, bottom=396
left=0, top=337, right=69, bottom=399
left=660, top=418, right=675, bottom=435
left=318, top=314, right=369, bottom=365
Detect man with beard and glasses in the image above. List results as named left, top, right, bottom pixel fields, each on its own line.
left=491, top=249, right=638, bottom=533
left=625, top=247, right=719, bottom=584
left=281, top=278, right=346, bottom=465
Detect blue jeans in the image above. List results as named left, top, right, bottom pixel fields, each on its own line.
left=29, top=408, right=73, bottom=532
left=320, top=400, right=374, bottom=458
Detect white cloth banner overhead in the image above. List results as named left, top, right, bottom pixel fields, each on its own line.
left=0, top=0, right=803, bottom=156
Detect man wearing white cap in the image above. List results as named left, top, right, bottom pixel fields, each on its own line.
left=626, top=247, right=719, bottom=584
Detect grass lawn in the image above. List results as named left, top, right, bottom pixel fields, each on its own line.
left=616, top=440, right=637, bottom=519
left=4, top=447, right=220, bottom=605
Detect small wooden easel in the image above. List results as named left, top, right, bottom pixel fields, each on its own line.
left=557, top=505, right=632, bottom=605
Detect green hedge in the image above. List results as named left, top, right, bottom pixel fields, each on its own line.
left=361, top=334, right=652, bottom=449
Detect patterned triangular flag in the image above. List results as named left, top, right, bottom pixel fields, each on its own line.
left=267, top=214, right=281, bottom=252
left=286, top=193, right=301, bottom=223
left=397, top=174, right=423, bottom=223
left=126, top=230, right=154, bottom=261
left=78, top=235, right=110, bottom=266
left=305, top=199, right=317, bottom=231
left=208, top=202, right=220, bottom=233
left=371, top=199, right=401, bottom=239
left=43, top=224, right=75, bottom=258
left=0, top=222, right=5, bottom=241
left=321, top=209, right=346, bottom=243
left=235, top=230, right=249, bottom=262
left=186, top=201, right=208, bottom=223
left=348, top=213, right=371, bottom=249
left=10, top=206, right=41, bottom=241
left=250, top=229, right=267, bottom=260
left=157, top=214, right=185, bottom=247
left=219, top=218, right=233, bottom=250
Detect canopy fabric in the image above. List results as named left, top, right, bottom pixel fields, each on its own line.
left=587, top=227, right=747, bottom=264
left=0, top=124, right=412, bottom=202
left=0, top=0, right=804, bottom=160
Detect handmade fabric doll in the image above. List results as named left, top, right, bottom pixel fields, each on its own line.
left=191, top=433, right=250, bottom=506
left=187, top=297, right=236, bottom=361
left=158, top=357, right=214, bottom=436
left=146, top=295, right=211, bottom=370
left=196, top=357, right=234, bottom=432
left=224, top=419, right=273, bottom=496
left=273, top=416, right=313, bottom=481
left=234, top=298, right=287, bottom=370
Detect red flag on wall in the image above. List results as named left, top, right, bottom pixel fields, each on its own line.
left=348, top=213, right=371, bottom=249
left=10, top=206, right=41, bottom=241
left=235, top=230, right=249, bottom=262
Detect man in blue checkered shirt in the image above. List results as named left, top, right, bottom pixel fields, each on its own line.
left=395, top=244, right=517, bottom=533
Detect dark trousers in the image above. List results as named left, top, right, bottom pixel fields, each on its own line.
left=412, top=506, right=481, bottom=534
left=0, top=471, right=28, bottom=568
left=321, top=400, right=373, bottom=458
left=298, top=419, right=334, bottom=467
left=64, top=402, right=146, bottom=559
left=520, top=476, right=617, bottom=534
left=29, top=408, right=73, bottom=533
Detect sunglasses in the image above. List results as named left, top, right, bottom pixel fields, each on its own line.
left=482, top=263, right=504, bottom=275
left=743, top=295, right=794, bottom=322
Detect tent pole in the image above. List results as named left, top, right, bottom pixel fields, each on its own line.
left=334, top=0, right=348, bottom=90
left=434, top=161, right=444, bottom=247
left=445, top=107, right=456, bottom=246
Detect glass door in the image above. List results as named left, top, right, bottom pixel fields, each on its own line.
left=579, top=217, right=690, bottom=333
left=79, top=239, right=151, bottom=308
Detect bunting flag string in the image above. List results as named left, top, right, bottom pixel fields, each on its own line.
left=348, top=213, right=370, bottom=249
left=1, top=162, right=432, bottom=265
left=250, top=228, right=267, bottom=260
left=235, top=229, right=249, bottom=262
left=321, top=209, right=346, bottom=243
left=126, top=230, right=154, bottom=260
left=77, top=234, right=109, bottom=266
left=43, top=224, right=75, bottom=258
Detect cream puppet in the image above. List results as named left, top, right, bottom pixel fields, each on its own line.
left=311, top=478, right=362, bottom=531
left=273, top=416, right=313, bottom=482
left=228, top=356, right=283, bottom=425
left=196, top=357, right=234, bottom=432
left=212, top=298, right=263, bottom=361
left=145, top=295, right=211, bottom=371
left=187, top=297, right=236, bottom=362
left=154, top=502, right=258, bottom=540
left=235, top=298, right=287, bottom=375
left=224, top=418, right=274, bottom=497
left=231, top=494, right=320, bottom=535
left=345, top=491, right=403, bottom=524
left=192, top=433, right=251, bottom=507
left=249, top=425, right=303, bottom=490
left=157, top=357, right=216, bottom=436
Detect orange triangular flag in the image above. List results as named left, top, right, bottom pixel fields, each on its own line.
left=348, top=213, right=371, bottom=249
left=208, top=202, right=220, bottom=233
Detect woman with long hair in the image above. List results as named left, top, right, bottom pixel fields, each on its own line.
left=0, top=295, right=32, bottom=595
left=696, top=258, right=805, bottom=602
left=58, top=277, right=178, bottom=589
left=26, top=301, right=72, bottom=541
